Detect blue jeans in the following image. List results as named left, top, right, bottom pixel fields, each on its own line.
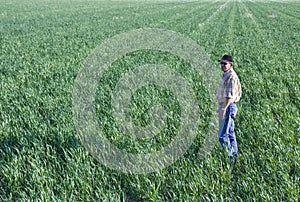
left=218, top=103, right=238, bottom=156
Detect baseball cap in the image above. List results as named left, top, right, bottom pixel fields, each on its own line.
left=219, top=54, right=234, bottom=63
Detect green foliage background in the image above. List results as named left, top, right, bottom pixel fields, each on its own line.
left=0, top=0, right=299, bottom=201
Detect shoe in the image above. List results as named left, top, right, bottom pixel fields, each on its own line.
left=230, top=152, right=238, bottom=164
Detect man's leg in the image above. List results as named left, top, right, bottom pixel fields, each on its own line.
left=227, top=104, right=238, bottom=163
left=218, top=116, right=231, bottom=155
left=228, top=104, right=238, bottom=156
left=229, top=120, right=238, bottom=156
left=220, top=103, right=237, bottom=157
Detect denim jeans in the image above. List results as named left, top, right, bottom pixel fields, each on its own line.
left=218, top=103, right=238, bottom=156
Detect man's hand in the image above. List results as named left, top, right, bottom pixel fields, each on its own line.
left=218, top=98, right=233, bottom=119
left=218, top=108, right=226, bottom=119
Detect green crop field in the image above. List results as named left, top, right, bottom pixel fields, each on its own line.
left=0, top=0, right=299, bottom=201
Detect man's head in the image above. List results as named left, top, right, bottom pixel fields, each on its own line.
left=219, top=54, right=234, bottom=72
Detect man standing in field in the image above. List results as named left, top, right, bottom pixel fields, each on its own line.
left=216, top=54, right=242, bottom=163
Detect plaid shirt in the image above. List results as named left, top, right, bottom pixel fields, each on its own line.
left=216, top=69, right=242, bottom=104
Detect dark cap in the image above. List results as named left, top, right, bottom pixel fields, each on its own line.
left=219, top=54, right=234, bottom=63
